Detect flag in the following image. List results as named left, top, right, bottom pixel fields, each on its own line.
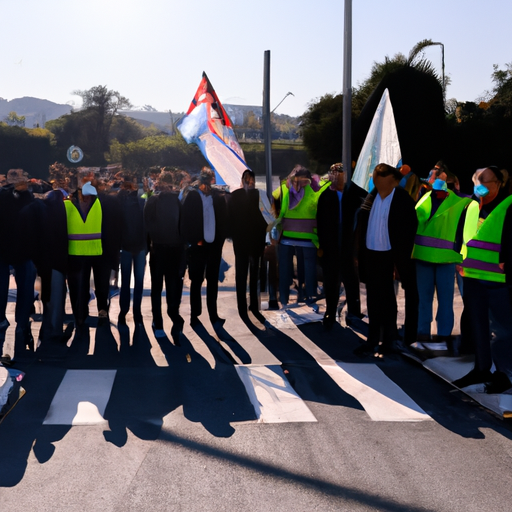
left=177, top=72, right=248, bottom=191
left=352, top=89, right=402, bottom=191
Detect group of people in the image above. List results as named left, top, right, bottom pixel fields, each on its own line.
left=0, top=160, right=511, bottom=395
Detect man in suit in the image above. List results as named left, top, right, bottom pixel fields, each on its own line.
left=317, top=163, right=365, bottom=330
left=355, top=163, right=418, bottom=356
left=180, top=168, right=228, bottom=328
left=228, top=170, right=268, bottom=323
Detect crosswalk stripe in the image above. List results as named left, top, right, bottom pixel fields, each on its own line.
left=43, top=370, right=116, bottom=426
left=321, top=363, right=432, bottom=422
left=265, top=308, right=432, bottom=422
left=235, top=364, right=317, bottom=423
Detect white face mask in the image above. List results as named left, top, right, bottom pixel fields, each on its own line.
left=81, top=181, right=97, bottom=196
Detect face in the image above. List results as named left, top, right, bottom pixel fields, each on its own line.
left=328, top=170, right=345, bottom=191
left=479, top=168, right=501, bottom=201
left=291, top=176, right=310, bottom=192
left=199, top=182, right=212, bottom=195
left=242, top=175, right=255, bottom=191
left=373, top=168, right=397, bottom=192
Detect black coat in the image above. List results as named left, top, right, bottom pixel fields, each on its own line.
left=144, top=191, right=182, bottom=247
left=227, top=188, right=267, bottom=255
left=356, top=186, right=418, bottom=284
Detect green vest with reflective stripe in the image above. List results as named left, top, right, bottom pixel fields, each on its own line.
left=412, top=191, right=478, bottom=264
left=64, top=199, right=103, bottom=256
left=279, top=182, right=329, bottom=248
left=460, top=195, right=512, bottom=282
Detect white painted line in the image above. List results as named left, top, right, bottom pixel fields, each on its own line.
left=265, top=305, right=322, bottom=330
left=320, top=363, right=432, bottom=422
left=43, top=370, right=117, bottom=425
left=235, top=365, right=317, bottom=423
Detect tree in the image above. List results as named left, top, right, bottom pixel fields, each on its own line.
left=72, top=85, right=132, bottom=163
left=4, top=111, right=25, bottom=127
left=300, top=93, right=345, bottom=166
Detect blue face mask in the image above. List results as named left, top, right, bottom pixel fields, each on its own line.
left=474, top=183, right=489, bottom=198
left=432, top=179, right=448, bottom=191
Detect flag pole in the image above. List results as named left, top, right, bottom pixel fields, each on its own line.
left=342, top=0, right=352, bottom=182
left=263, top=50, right=273, bottom=199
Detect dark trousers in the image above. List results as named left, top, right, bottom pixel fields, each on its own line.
left=234, top=244, right=263, bottom=314
left=187, top=242, right=223, bottom=321
left=365, top=250, right=398, bottom=345
left=321, top=251, right=362, bottom=319
left=67, top=255, right=110, bottom=325
left=462, top=277, right=512, bottom=375
left=120, top=249, right=147, bottom=317
left=149, top=244, right=185, bottom=329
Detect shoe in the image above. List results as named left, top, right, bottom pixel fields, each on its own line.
left=190, top=316, right=201, bottom=328
left=346, top=312, right=365, bottom=327
left=453, top=369, right=493, bottom=389
left=485, top=372, right=512, bottom=394
left=133, top=312, right=143, bottom=325
left=118, top=313, right=127, bottom=326
left=268, top=300, right=279, bottom=311
left=353, top=342, right=374, bottom=357
left=322, top=315, right=335, bottom=332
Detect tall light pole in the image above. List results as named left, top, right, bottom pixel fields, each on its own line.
left=342, top=0, right=352, bottom=182
left=271, top=92, right=294, bottom=114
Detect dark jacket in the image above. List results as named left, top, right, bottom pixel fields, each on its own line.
left=144, top=191, right=182, bottom=247
left=227, top=188, right=267, bottom=255
left=356, top=186, right=418, bottom=283
left=317, top=181, right=365, bottom=258
left=119, top=189, right=147, bottom=253
left=0, top=185, right=34, bottom=264
left=180, top=188, right=228, bottom=246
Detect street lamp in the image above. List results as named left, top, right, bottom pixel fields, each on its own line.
left=271, top=92, right=294, bottom=114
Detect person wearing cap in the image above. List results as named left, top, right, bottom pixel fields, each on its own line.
left=411, top=173, right=479, bottom=355
left=354, top=163, right=418, bottom=356
left=0, top=169, right=37, bottom=361
left=180, top=168, right=229, bottom=327
left=317, top=163, right=365, bottom=330
left=228, top=169, right=269, bottom=324
left=452, top=166, right=512, bottom=392
left=275, top=165, right=329, bottom=307
left=144, top=170, right=186, bottom=342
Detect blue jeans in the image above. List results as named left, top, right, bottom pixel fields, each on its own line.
left=278, top=243, right=317, bottom=305
left=416, top=260, right=455, bottom=337
left=463, top=277, right=512, bottom=377
left=119, top=250, right=147, bottom=316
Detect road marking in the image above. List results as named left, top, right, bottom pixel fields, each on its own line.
left=235, top=364, right=317, bottom=423
left=321, top=363, right=432, bottom=422
left=43, top=370, right=116, bottom=426
left=267, top=308, right=432, bottom=421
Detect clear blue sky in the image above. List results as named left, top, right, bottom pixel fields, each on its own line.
left=2, top=0, right=511, bottom=117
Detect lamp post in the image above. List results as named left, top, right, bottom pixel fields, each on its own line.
left=342, top=0, right=352, bottom=182
left=271, top=92, right=294, bottom=114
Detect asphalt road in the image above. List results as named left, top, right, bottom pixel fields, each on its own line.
left=0, top=242, right=511, bottom=512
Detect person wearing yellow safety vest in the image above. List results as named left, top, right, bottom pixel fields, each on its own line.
left=411, top=177, right=479, bottom=355
left=65, top=178, right=105, bottom=330
left=274, top=166, right=329, bottom=307
left=452, top=166, right=512, bottom=393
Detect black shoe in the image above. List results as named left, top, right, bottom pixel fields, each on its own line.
left=118, top=313, right=127, bottom=326
left=190, top=316, right=201, bottom=328
left=453, top=369, right=493, bottom=388
left=322, top=315, right=335, bottom=332
left=353, top=342, right=374, bottom=357
left=485, top=372, right=512, bottom=394
left=268, top=300, right=279, bottom=311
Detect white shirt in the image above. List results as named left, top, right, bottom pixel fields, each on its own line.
left=366, top=188, right=395, bottom=251
left=199, top=189, right=215, bottom=243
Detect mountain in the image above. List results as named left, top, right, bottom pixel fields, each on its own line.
left=0, top=96, right=72, bottom=128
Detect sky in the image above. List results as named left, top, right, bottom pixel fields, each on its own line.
left=2, top=0, right=512, bottom=118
